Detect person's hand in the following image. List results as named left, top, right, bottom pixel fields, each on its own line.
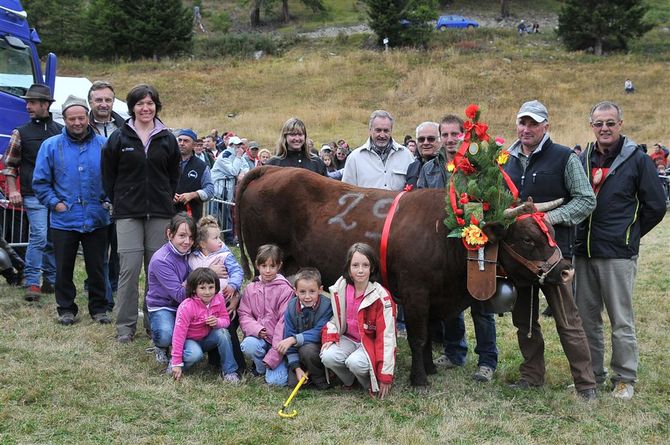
left=258, top=328, right=268, bottom=339
left=209, top=258, right=228, bottom=279
left=171, top=366, right=183, bottom=381
left=295, top=367, right=308, bottom=382
left=205, top=315, right=218, bottom=327
left=222, top=285, right=235, bottom=298
left=8, top=191, right=22, bottom=206
left=321, top=341, right=334, bottom=352
left=226, top=293, right=240, bottom=315
left=377, top=382, right=392, bottom=399
left=54, top=202, right=67, bottom=212
left=276, top=337, right=296, bottom=354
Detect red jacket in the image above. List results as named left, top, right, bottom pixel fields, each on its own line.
left=322, top=277, right=397, bottom=392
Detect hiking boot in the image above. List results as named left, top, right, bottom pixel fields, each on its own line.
left=117, top=334, right=134, bottom=344
left=578, top=388, right=597, bottom=401
left=612, top=382, right=634, bottom=400
left=508, top=379, right=541, bottom=390
left=24, top=285, right=41, bottom=302
left=41, top=282, right=55, bottom=294
left=434, top=354, right=462, bottom=369
left=58, top=312, right=76, bottom=326
left=155, top=347, right=169, bottom=365
left=473, top=365, right=495, bottom=383
left=92, top=312, right=112, bottom=324
left=223, top=372, right=241, bottom=384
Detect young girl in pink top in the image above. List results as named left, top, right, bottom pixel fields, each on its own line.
left=169, top=267, right=240, bottom=382
left=238, top=244, right=294, bottom=386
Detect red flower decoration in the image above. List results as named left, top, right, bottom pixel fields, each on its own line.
left=457, top=157, right=477, bottom=175
left=465, top=104, right=479, bottom=120
left=474, top=122, right=489, bottom=141
left=483, top=202, right=490, bottom=211
left=459, top=193, right=469, bottom=204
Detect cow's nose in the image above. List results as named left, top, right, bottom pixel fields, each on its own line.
left=560, top=268, right=574, bottom=283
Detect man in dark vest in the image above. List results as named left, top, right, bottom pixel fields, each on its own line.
left=504, top=100, right=598, bottom=400
left=174, top=129, right=214, bottom=223
left=2, top=84, right=62, bottom=302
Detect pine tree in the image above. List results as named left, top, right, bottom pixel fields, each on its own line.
left=23, top=0, right=87, bottom=56
left=557, top=0, right=651, bottom=55
left=366, top=0, right=437, bottom=48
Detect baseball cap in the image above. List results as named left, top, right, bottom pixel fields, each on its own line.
left=517, top=100, right=548, bottom=123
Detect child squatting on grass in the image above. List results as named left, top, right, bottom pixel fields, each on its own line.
left=276, top=268, right=333, bottom=389
left=320, top=242, right=397, bottom=399
left=238, top=244, right=294, bottom=386
left=169, top=267, right=240, bottom=382
left=189, top=216, right=246, bottom=372
left=145, top=213, right=228, bottom=366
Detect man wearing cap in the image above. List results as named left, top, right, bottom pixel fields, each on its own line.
left=342, top=110, right=414, bottom=190
left=504, top=99, right=598, bottom=400
left=574, top=101, right=666, bottom=400
left=32, top=95, right=111, bottom=325
left=211, top=136, right=249, bottom=244
left=242, top=141, right=261, bottom=169
left=174, top=129, right=214, bottom=223
left=2, top=84, right=61, bottom=302
left=88, top=80, right=125, bottom=138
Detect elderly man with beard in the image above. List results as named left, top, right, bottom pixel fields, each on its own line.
left=405, top=122, right=440, bottom=188
left=32, top=96, right=111, bottom=326
left=342, top=110, right=414, bottom=190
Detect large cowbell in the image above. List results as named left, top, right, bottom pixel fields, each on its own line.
left=466, top=243, right=516, bottom=314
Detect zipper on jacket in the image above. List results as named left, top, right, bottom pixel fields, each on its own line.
left=624, top=198, right=640, bottom=245
left=585, top=143, right=593, bottom=258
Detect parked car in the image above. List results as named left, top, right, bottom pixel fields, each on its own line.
left=436, top=15, right=479, bottom=30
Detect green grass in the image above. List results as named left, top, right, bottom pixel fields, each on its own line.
left=1, top=217, right=669, bottom=443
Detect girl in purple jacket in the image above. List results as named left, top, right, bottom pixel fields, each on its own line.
left=169, top=268, right=240, bottom=382
left=239, top=244, right=294, bottom=386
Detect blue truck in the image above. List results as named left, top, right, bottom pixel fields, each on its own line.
left=0, top=0, right=56, bottom=155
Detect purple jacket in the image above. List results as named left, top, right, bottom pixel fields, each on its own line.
left=146, top=242, right=190, bottom=310
left=239, top=274, right=294, bottom=369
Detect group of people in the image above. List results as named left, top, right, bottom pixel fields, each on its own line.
left=1, top=79, right=666, bottom=401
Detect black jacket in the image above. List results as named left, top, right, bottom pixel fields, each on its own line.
left=268, top=150, right=327, bottom=176
left=101, top=120, right=180, bottom=220
left=574, top=136, right=666, bottom=258
left=16, top=114, right=63, bottom=196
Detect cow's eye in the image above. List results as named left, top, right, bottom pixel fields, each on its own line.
left=522, top=237, right=534, bottom=245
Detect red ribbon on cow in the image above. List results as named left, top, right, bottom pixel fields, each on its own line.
left=498, top=164, right=519, bottom=204
left=380, top=191, right=407, bottom=290
left=516, top=212, right=556, bottom=247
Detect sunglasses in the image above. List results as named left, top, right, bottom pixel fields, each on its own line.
left=591, top=120, right=619, bottom=128
left=417, top=136, right=437, bottom=143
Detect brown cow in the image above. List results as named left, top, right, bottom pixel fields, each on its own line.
left=236, top=166, right=572, bottom=387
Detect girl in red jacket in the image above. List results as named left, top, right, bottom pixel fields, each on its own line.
left=321, top=242, right=397, bottom=399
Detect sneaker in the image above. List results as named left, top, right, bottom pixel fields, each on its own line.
left=223, top=372, right=241, bottom=384
left=434, top=354, right=462, bottom=369
left=58, top=312, right=76, bottom=326
left=41, top=282, right=55, bottom=294
left=155, top=347, right=169, bottom=365
left=117, top=334, right=134, bottom=344
left=92, top=312, right=112, bottom=324
left=473, top=365, right=495, bottom=382
left=508, top=379, right=541, bottom=390
left=612, top=382, right=634, bottom=400
left=24, top=285, right=41, bottom=302
left=578, top=388, right=597, bottom=401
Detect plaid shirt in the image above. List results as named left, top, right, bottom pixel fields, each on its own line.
left=2, top=129, right=22, bottom=177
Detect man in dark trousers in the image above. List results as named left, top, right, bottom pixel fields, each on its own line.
left=174, top=129, right=214, bottom=223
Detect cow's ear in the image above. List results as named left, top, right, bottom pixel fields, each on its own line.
left=482, top=222, right=505, bottom=243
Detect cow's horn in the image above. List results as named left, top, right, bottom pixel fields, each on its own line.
left=534, top=198, right=564, bottom=213
left=503, top=204, right=527, bottom=219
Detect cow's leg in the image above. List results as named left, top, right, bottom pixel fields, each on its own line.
left=404, top=295, right=430, bottom=387
left=423, top=335, right=437, bottom=375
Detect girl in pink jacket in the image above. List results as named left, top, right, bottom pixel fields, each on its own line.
left=169, top=268, right=240, bottom=383
left=239, top=244, right=294, bottom=386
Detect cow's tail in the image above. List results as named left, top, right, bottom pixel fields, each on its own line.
left=236, top=165, right=271, bottom=280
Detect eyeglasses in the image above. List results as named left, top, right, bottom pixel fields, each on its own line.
left=591, top=120, right=619, bottom=128
left=417, top=136, right=437, bottom=143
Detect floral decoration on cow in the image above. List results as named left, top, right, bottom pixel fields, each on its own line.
left=444, top=104, right=517, bottom=249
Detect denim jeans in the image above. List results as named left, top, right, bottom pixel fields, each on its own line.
left=150, top=309, right=176, bottom=349
left=183, top=329, right=238, bottom=375
left=240, top=336, right=288, bottom=386
left=443, top=303, right=498, bottom=369
left=22, top=196, right=55, bottom=287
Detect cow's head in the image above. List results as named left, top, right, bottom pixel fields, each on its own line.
left=483, top=198, right=573, bottom=287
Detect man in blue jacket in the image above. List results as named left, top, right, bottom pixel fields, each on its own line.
left=575, top=101, right=666, bottom=400
left=33, top=95, right=111, bottom=326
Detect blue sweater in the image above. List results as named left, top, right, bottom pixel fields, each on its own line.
left=283, top=294, right=332, bottom=369
left=146, top=242, right=190, bottom=311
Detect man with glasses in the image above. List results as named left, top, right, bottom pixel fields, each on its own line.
left=504, top=100, right=598, bottom=401
left=405, top=122, right=440, bottom=188
left=574, top=101, right=666, bottom=400
left=342, top=110, right=413, bottom=190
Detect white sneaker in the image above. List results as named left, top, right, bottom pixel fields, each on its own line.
left=434, top=354, right=461, bottom=369
left=612, top=382, right=634, bottom=400
left=223, top=372, right=241, bottom=384
left=473, top=365, right=494, bottom=382
left=155, top=347, right=169, bottom=365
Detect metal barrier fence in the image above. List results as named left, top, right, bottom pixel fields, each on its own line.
left=0, top=193, right=28, bottom=250
left=205, top=197, right=236, bottom=241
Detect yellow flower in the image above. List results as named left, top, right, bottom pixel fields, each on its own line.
left=496, top=150, right=510, bottom=165
left=462, top=224, right=488, bottom=246
left=447, top=162, right=455, bottom=172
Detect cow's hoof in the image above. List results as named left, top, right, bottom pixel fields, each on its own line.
left=413, top=385, right=430, bottom=394
left=425, top=363, right=437, bottom=375
left=410, top=376, right=430, bottom=388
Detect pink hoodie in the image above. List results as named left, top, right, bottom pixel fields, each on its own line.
left=171, top=293, right=231, bottom=367
left=238, top=274, right=294, bottom=369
